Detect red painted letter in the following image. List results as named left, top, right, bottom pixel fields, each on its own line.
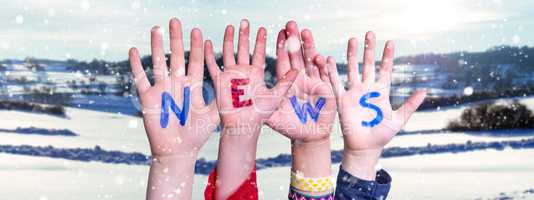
left=231, top=78, right=253, bottom=108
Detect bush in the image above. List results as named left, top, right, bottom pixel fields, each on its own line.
left=418, top=85, right=534, bottom=110
left=0, top=99, right=66, bottom=117
left=447, top=101, right=534, bottom=131
left=24, top=87, right=73, bottom=105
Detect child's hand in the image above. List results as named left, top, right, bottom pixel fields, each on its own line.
left=267, top=21, right=336, bottom=142
left=204, top=19, right=298, bottom=199
left=204, top=19, right=298, bottom=131
left=315, top=32, right=426, bottom=180
left=129, top=18, right=219, bottom=158
left=265, top=21, right=335, bottom=185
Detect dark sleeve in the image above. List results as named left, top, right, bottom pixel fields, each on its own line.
left=334, top=166, right=392, bottom=200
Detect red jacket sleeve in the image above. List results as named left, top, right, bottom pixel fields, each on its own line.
left=204, top=165, right=258, bottom=200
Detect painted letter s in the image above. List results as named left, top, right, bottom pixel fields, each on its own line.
left=359, top=91, right=383, bottom=128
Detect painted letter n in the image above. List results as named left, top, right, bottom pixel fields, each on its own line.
left=160, top=87, right=190, bottom=128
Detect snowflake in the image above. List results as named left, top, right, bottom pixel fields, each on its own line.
left=128, top=119, right=138, bottom=128
left=15, top=14, right=24, bottom=24
left=285, top=36, right=301, bottom=53
left=81, top=0, right=90, bottom=11
left=463, top=86, right=474, bottom=96
left=131, top=1, right=141, bottom=10
left=512, top=35, right=521, bottom=44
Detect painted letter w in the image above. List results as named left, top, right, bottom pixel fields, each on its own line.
left=290, top=96, right=326, bottom=124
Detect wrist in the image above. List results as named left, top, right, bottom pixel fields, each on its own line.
left=150, top=144, right=202, bottom=160
left=218, top=125, right=261, bottom=163
left=152, top=152, right=198, bottom=165
left=341, top=148, right=382, bottom=180
left=214, top=123, right=262, bottom=199
left=291, top=138, right=332, bottom=178
left=218, top=124, right=262, bottom=163
left=291, top=137, right=330, bottom=151
left=147, top=153, right=197, bottom=200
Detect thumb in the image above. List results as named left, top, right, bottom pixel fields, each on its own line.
left=395, top=89, right=427, bottom=125
left=271, top=69, right=299, bottom=96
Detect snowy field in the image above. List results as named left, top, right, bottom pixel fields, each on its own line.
left=0, top=62, right=121, bottom=95
left=1, top=97, right=534, bottom=199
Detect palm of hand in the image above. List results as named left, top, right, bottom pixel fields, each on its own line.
left=205, top=21, right=297, bottom=130
left=213, top=65, right=278, bottom=126
left=267, top=22, right=336, bottom=142
left=339, top=83, right=400, bottom=151
left=269, top=74, right=336, bottom=141
left=129, top=19, right=218, bottom=157
left=139, top=77, right=216, bottom=157
left=319, top=33, right=426, bottom=153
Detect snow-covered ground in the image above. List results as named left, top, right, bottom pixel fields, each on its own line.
left=1, top=97, right=534, bottom=199
left=1, top=149, right=533, bottom=200
left=0, top=62, right=122, bottom=95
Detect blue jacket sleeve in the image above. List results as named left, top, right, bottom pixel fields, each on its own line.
left=334, top=166, right=392, bottom=200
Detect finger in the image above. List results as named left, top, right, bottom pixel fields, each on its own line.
left=204, top=40, right=221, bottom=83
left=276, top=29, right=291, bottom=79
left=377, top=41, right=395, bottom=87
left=316, top=56, right=343, bottom=97
left=151, top=26, right=167, bottom=85
left=315, top=55, right=329, bottom=82
left=362, top=31, right=376, bottom=85
left=186, top=29, right=205, bottom=108
left=347, top=37, right=360, bottom=87
left=326, top=56, right=344, bottom=98
left=188, top=28, right=204, bottom=83
left=251, top=27, right=266, bottom=67
left=129, top=47, right=151, bottom=94
left=271, top=69, right=299, bottom=96
left=169, top=18, right=185, bottom=77
left=301, top=29, right=320, bottom=78
left=223, top=25, right=236, bottom=67
left=285, top=21, right=305, bottom=71
left=395, top=90, right=427, bottom=125
left=237, top=19, right=250, bottom=65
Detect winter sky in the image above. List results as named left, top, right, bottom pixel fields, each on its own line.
left=1, top=0, right=533, bottom=61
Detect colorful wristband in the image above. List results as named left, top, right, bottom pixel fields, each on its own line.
left=290, top=171, right=334, bottom=193
left=288, top=187, right=334, bottom=200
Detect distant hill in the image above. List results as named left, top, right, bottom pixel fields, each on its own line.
left=2, top=45, right=534, bottom=112
left=5, top=44, right=531, bottom=76
left=395, top=45, right=534, bottom=70
left=2, top=45, right=533, bottom=95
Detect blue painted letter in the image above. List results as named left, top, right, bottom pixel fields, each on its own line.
left=359, top=91, right=383, bottom=127
left=290, top=96, right=326, bottom=124
left=160, top=87, right=190, bottom=128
